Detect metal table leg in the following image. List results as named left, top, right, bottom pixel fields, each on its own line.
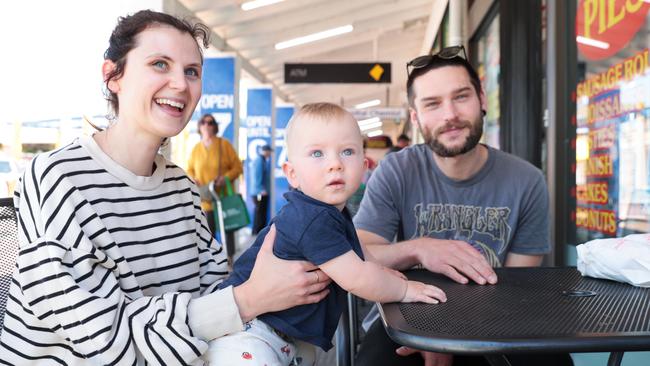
left=607, top=352, right=624, bottom=366
left=485, top=355, right=512, bottom=366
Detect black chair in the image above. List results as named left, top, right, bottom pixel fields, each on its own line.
left=0, top=197, right=18, bottom=334
left=336, top=293, right=373, bottom=366
left=338, top=190, right=370, bottom=366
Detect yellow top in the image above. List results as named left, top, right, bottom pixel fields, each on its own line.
left=187, top=136, right=243, bottom=211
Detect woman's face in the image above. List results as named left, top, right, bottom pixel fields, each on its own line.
left=199, top=117, right=218, bottom=138
left=106, top=25, right=202, bottom=141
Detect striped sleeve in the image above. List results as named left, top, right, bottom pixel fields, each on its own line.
left=1, top=149, right=233, bottom=365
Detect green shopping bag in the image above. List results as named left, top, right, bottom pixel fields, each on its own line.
left=212, top=177, right=250, bottom=232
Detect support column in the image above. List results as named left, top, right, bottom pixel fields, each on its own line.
left=499, top=0, right=543, bottom=168
left=546, top=0, right=577, bottom=265
left=448, top=0, right=466, bottom=47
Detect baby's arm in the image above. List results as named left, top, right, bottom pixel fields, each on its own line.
left=319, top=251, right=446, bottom=304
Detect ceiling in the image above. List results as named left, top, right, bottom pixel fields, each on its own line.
left=171, top=0, right=443, bottom=108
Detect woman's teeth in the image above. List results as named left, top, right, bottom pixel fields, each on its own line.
left=155, top=98, right=185, bottom=111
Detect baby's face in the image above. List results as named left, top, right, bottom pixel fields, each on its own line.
left=284, top=115, right=366, bottom=210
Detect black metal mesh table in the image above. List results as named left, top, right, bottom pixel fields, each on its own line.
left=378, top=267, right=650, bottom=366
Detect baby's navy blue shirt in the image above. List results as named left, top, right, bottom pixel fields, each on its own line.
left=219, top=190, right=364, bottom=350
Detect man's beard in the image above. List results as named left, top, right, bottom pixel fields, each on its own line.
left=422, top=117, right=483, bottom=158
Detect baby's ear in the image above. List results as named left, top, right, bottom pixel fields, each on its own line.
left=363, top=157, right=369, bottom=170
left=282, top=161, right=299, bottom=189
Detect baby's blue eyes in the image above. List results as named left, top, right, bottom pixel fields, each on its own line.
left=310, top=149, right=355, bottom=158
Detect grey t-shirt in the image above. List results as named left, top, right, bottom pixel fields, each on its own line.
left=354, top=144, right=550, bottom=267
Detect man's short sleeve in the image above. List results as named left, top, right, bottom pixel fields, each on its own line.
left=509, top=171, right=551, bottom=255
left=353, top=160, right=401, bottom=242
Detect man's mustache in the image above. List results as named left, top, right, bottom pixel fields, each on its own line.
left=434, top=121, right=472, bottom=136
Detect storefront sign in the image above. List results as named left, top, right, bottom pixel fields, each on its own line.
left=576, top=89, right=623, bottom=236
left=575, top=45, right=650, bottom=238
left=348, top=108, right=407, bottom=121
left=577, top=49, right=648, bottom=100
left=273, top=105, right=294, bottom=214
left=197, top=56, right=236, bottom=142
left=245, top=87, right=274, bottom=225
left=284, top=63, right=391, bottom=83
left=366, top=135, right=393, bottom=149
left=576, top=0, right=650, bottom=60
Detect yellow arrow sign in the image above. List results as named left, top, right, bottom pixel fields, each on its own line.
left=369, top=64, right=384, bottom=81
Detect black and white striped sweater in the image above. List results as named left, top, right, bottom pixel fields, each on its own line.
left=0, top=135, right=242, bottom=365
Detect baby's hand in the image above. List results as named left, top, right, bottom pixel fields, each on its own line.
left=401, top=280, right=447, bottom=304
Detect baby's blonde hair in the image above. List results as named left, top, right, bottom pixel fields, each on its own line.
left=285, top=102, right=360, bottom=158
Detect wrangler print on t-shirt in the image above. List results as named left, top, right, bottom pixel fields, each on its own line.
left=411, top=203, right=512, bottom=267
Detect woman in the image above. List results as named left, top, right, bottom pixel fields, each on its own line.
left=0, top=10, right=329, bottom=365
left=187, top=113, right=243, bottom=236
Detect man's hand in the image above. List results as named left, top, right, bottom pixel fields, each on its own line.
left=396, top=347, right=453, bottom=366
left=417, top=238, right=497, bottom=285
left=357, top=230, right=498, bottom=285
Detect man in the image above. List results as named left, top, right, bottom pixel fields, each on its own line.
left=353, top=46, right=572, bottom=366
left=251, top=144, right=272, bottom=234
left=388, top=133, right=412, bottom=153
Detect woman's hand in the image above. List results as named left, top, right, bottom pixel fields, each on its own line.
left=213, top=175, right=225, bottom=189
left=233, top=225, right=331, bottom=322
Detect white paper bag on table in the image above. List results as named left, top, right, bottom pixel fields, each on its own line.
left=576, top=233, right=650, bottom=287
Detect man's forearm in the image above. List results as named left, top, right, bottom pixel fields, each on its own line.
left=365, top=239, right=421, bottom=270
left=359, top=229, right=499, bottom=284
left=358, top=229, right=423, bottom=270
left=504, top=253, right=544, bottom=267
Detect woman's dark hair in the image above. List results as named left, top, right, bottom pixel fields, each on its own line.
left=197, top=113, right=218, bottom=137
left=103, top=10, right=210, bottom=117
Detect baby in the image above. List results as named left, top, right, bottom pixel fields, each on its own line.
left=205, top=102, right=446, bottom=365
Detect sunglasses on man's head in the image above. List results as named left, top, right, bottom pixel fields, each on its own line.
left=200, top=120, right=217, bottom=126
left=406, top=45, right=467, bottom=77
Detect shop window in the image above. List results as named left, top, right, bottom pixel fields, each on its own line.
left=574, top=0, right=650, bottom=242
left=471, top=8, right=501, bottom=149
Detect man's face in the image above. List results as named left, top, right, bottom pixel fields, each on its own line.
left=409, top=66, right=485, bottom=158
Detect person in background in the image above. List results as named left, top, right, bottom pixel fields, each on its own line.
left=187, top=113, right=243, bottom=257
left=388, top=133, right=412, bottom=154
left=0, top=10, right=331, bottom=364
left=353, top=46, right=572, bottom=366
left=251, top=144, right=273, bottom=234
left=204, top=102, right=446, bottom=365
